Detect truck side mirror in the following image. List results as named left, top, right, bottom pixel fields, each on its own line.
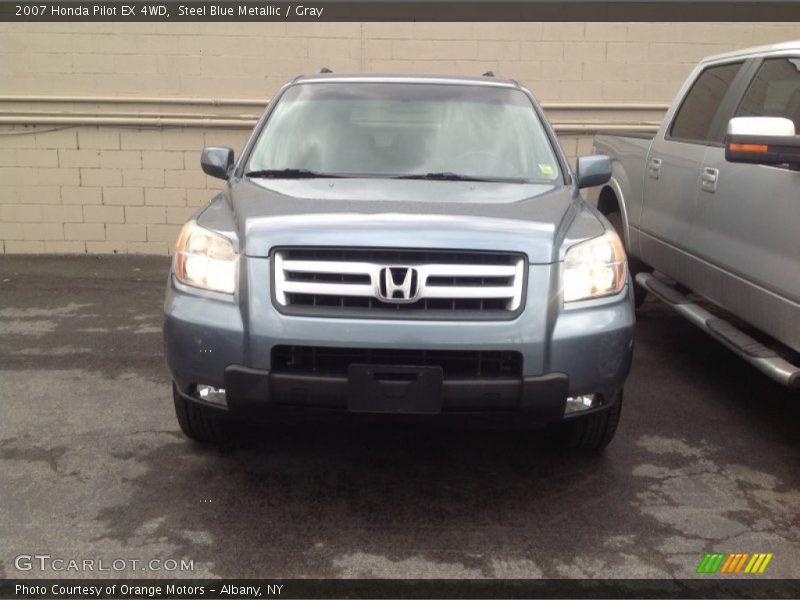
left=576, top=155, right=612, bottom=189
left=201, top=147, right=234, bottom=180
left=725, top=117, right=800, bottom=166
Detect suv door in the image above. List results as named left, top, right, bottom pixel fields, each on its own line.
left=640, top=61, right=745, bottom=281
left=695, top=55, right=800, bottom=350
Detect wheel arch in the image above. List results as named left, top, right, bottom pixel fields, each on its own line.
left=596, top=177, right=632, bottom=251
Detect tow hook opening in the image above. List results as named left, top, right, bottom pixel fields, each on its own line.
left=194, top=384, right=228, bottom=407
left=564, top=393, right=598, bottom=415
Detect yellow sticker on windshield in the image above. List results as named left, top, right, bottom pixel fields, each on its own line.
left=538, top=163, right=555, bottom=176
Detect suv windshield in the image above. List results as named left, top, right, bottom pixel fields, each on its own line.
left=246, top=82, right=562, bottom=183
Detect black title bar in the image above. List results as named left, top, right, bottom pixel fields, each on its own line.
left=4, top=1, right=800, bottom=21
left=4, top=579, right=800, bottom=600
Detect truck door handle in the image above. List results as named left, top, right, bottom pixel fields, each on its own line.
left=648, top=158, right=662, bottom=179
left=700, top=167, right=719, bottom=193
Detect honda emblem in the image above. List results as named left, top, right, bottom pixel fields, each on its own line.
left=378, top=267, right=419, bottom=303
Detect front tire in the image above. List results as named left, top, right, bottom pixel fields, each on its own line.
left=564, top=389, right=623, bottom=451
left=606, top=211, right=649, bottom=308
left=173, top=383, right=230, bottom=443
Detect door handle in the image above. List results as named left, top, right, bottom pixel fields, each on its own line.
left=648, top=158, right=662, bottom=180
left=700, top=167, right=719, bottom=193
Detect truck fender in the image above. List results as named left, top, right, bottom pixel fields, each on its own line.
left=596, top=176, right=632, bottom=251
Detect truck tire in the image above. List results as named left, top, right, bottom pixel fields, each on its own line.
left=564, top=389, right=623, bottom=451
left=606, top=211, right=649, bottom=308
left=173, top=383, right=229, bottom=443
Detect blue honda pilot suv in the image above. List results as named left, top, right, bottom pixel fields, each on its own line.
left=163, top=73, right=635, bottom=450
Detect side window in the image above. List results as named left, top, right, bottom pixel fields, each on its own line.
left=669, top=62, right=743, bottom=144
left=735, top=57, right=800, bottom=132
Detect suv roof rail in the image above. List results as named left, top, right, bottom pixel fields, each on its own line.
left=482, top=71, right=496, bottom=77
left=319, top=67, right=333, bottom=74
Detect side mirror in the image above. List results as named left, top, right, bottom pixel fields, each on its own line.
left=201, top=147, right=234, bottom=180
left=576, top=155, right=612, bottom=189
left=725, top=117, right=800, bottom=166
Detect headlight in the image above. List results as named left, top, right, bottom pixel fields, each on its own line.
left=174, top=220, right=237, bottom=294
left=563, top=230, right=626, bottom=303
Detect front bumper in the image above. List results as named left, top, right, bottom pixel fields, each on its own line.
left=164, top=258, right=634, bottom=422
left=219, top=365, right=569, bottom=420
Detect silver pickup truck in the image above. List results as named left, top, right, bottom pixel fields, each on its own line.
left=589, top=41, right=800, bottom=388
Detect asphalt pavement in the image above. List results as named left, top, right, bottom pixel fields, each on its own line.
left=1, top=256, right=799, bottom=580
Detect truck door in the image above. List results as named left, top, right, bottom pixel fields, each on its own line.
left=640, top=61, right=745, bottom=281
left=694, top=56, right=800, bottom=350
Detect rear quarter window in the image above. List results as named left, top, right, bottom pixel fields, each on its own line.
left=735, top=57, right=800, bottom=132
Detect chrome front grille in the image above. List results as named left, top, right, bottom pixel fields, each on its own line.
left=272, top=248, right=526, bottom=320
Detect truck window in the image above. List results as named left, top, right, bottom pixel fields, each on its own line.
left=735, top=57, right=800, bottom=132
left=669, top=62, right=743, bottom=144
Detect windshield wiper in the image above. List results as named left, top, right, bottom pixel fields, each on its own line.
left=245, top=168, right=344, bottom=179
left=395, top=171, right=489, bottom=182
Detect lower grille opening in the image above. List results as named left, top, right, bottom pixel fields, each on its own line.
left=271, top=346, right=523, bottom=379
left=285, top=294, right=508, bottom=311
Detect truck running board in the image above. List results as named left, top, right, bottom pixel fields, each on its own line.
left=635, top=272, right=800, bottom=389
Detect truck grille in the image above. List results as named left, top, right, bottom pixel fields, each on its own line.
left=272, top=247, right=526, bottom=320
left=272, top=346, right=523, bottom=379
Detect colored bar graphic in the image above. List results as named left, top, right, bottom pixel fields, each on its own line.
left=719, top=554, right=736, bottom=573
left=734, top=553, right=749, bottom=573
left=721, top=553, right=748, bottom=573
left=745, top=554, right=760, bottom=573
left=758, top=554, right=774, bottom=573
left=697, top=553, right=712, bottom=573
left=702, top=552, right=775, bottom=575
left=697, top=553, right=727, bottom=574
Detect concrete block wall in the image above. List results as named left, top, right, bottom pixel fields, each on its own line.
left=1, top=22, right=800, bottom=254
left=0, top=126, right=248, bottom=254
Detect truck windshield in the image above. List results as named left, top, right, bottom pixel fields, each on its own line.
left=246, top=82, right=562, bottom=183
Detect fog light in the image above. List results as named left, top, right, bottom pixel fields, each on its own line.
left=565, top=394, right=597, bottom=414
left=196, top=385, right=227, bottom=406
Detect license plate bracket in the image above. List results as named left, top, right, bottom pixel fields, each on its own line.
left=347, top=364, right=444, bottom=414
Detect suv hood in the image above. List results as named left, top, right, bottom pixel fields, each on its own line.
left=202, top=179, right=604, bottom=264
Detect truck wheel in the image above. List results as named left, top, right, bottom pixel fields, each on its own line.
left=564, top=389, right=623, bottom=451
left=173, top=383, right=229, bottom=443
left=606, top=211, right=649, bottom=308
